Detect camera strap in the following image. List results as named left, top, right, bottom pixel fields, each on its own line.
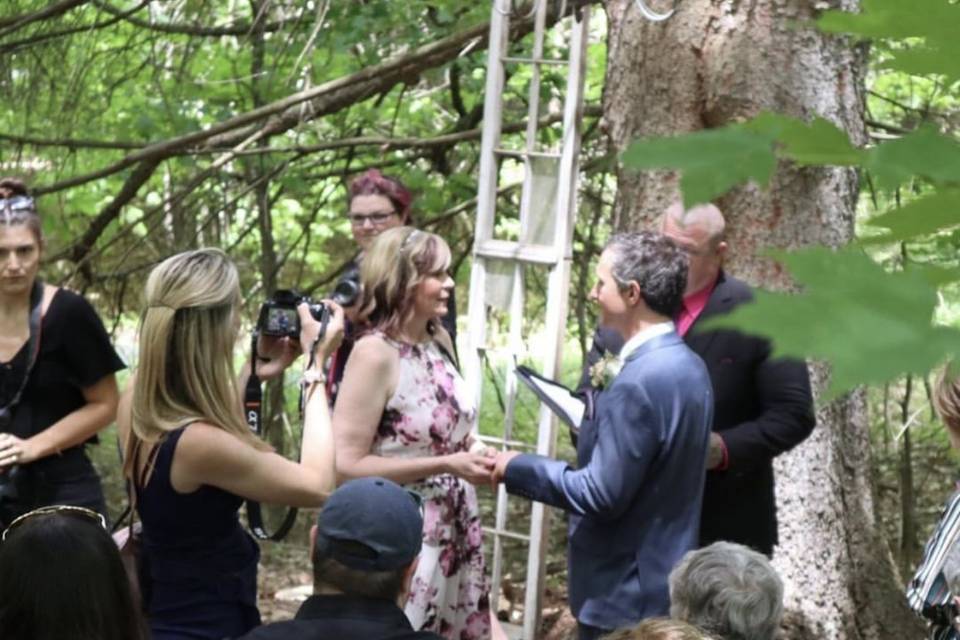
left=1, top=280, right=44, bottom=433
left=243, top=330, right=298, bottom=541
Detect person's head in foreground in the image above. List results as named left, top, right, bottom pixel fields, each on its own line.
left=358, top=226, right=453, bottom=338
left=659, top=201, right=727, bottom=297
left=348, top=169, right=414, bottom=251
left=669, top=541, right=784, bottom=640
left=311, top=476, right=424, bottom=604
left=592, top=231, right=688, bottom=336
left=602, top=618, right=713, bottom=640
left=0, top=505, right=148, bottom=640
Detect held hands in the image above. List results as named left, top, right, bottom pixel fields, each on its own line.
left=445, top=451, right=496, bottom=486
left=491, top=450, right=520, bottom=486
left=445, top=448, right=520, bottom=488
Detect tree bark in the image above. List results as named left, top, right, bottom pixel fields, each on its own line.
left=601, top=0, right=922, bottom=637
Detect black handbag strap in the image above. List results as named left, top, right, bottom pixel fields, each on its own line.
left=1, top=280, right=44, bottom=430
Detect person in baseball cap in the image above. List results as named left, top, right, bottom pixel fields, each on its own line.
left=237, top=477, right=442, bottom=640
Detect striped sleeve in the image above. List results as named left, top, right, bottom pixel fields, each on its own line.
left=907, top=489, right=960, bottom=639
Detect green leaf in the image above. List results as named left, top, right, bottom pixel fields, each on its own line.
left=621, top=126, right=776, bottom=207
left=700, top=246, right=960, bottom=399
left=881, top=44, right=960, bottom=84
left=865, top=189, right=960, bottom=241
left=817, top=0, right=960, bottom=43
left=866, top=127, right=960, bottom=190
left=747, top=113, right=864, bottom=166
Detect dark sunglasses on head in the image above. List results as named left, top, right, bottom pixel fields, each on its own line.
left=2, top=505, right=106, bottom=542
left=0, top=196, right=35, bottom=215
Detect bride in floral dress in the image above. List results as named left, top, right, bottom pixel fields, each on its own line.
left=333, top=226, right=496, bottom=640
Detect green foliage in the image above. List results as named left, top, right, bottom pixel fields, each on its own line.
left=622, top=126, right=775, bottom=208
left=818, top=0, right=960, bottom=83
left=621, top=0, right=960, bottom=396
left=703, top=247, right=960, bottom=399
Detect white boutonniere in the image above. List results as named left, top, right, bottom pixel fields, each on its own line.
left=589, top=354, right=623, bottom=389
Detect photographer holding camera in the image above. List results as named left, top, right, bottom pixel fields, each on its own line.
left=0, top=177, right=124, bottom=527
left=325, top=170, right=457, bottom=402
left=117, top=248, right=344, bottom=640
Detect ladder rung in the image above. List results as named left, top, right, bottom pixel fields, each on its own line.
left=493, top=148, right=562, bottom=160
left=475, top=239, right=561, bottom=265
left=501, top=56, right=568, bottom=67
left=483, top=527, right=531, bottom=542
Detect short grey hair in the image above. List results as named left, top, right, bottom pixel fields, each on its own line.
left=669, top=542, right=784, bottom=640
left=606, top=231, right=687, bottom=317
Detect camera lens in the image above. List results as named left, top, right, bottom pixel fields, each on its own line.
left=331, top=277, right=360, bottom=307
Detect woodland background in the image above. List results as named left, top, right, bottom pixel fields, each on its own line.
left=2, top=1, right=960, bottom=638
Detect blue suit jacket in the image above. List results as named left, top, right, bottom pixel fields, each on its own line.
left=504, top=330, right=713, bottom=629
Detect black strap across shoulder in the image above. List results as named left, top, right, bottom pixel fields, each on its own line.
left=1, top=280, right=44, bottom=433
left=243, top=330, right=297, bottom=541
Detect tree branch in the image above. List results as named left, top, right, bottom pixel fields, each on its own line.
left=194, top=105, right=603, bottom=156
left=67, top=157, right=160, bottom=264
left=0, top=0, right=90, bottom=35
left=32, top=2, right=593, bottom=195
left=91, top=0, right=295, bottom=37
left=0, top=132, right=143, bottom=150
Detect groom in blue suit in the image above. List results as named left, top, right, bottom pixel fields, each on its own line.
left=493, top=231, right=714, bottom=639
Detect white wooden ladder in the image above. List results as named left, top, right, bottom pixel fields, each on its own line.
left=463, top=1, right=591, bottom=637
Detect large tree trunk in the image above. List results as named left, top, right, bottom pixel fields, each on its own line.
left=601, top=1, right=923, bottom=638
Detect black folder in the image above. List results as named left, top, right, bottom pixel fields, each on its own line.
left=514, top=365, right=594, bottom=437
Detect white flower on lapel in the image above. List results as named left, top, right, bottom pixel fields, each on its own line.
left=589, top=354, right=623, bottom=389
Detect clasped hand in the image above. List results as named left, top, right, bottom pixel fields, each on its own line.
left=446, top=448, right=520, bottom=488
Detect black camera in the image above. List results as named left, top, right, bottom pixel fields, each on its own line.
left=331, top=265, right=361, bottom=308
left=256, top=289, right=329, bottom=339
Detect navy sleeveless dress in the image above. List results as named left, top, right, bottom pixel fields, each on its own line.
left=135, top=426, right=261, bottom=640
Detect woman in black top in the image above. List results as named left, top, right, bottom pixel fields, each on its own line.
left=0, top=177, right=124, bottom=525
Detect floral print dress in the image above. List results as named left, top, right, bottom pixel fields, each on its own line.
left=372, top=334, right=491, bottom=640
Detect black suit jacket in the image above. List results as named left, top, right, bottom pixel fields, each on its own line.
left=579, top=272, right=815, bottom=555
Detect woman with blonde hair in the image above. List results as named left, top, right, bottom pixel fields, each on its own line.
left=118, top=248, right=343, bottom=640
left=334, top=227, right=494, bottom=640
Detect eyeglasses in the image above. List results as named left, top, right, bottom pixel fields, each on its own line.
left=2, top=505, right=107, bottom=541
left=0, top=196, right=36, bottom=215
left=349, top=210, right=397, bottom=227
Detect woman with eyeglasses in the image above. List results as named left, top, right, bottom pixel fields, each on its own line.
left=325, top=170, right=458, bottom=403
left=334, top=227, right=495, bottom=640
left=0, top=505, right=149, bottom=640
left=0, top=177, right=124, bottom=528
left=118, top=248, right=344, bottom=640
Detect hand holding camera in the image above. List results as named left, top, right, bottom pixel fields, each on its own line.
left=297, top=300, right=344, bottom=363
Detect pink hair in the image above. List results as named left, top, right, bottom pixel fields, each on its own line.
left=348, top=170, right=414, bottom=222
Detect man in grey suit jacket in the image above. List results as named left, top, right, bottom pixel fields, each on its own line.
left=492, top=231, right=714, bottom=640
